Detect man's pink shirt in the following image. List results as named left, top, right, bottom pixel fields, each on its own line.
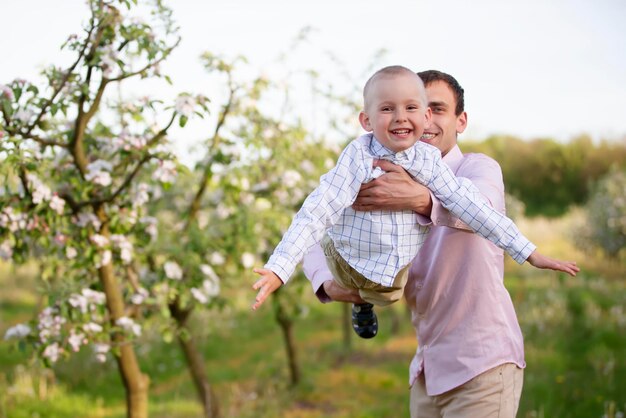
left=303, top=145, right=525, bottom=396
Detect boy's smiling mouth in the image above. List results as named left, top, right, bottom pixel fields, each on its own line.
left=391, top=129, right=411, bottom=136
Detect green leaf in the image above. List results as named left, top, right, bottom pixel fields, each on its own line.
left=178, top=115, right=188, bottom=128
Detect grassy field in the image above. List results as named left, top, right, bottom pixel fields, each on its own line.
left=1, top=215, right=625, bottom=418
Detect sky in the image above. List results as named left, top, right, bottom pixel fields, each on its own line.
left=2, top=0, right=626, bottom=159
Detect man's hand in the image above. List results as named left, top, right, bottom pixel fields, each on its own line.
left=526, top=251, right=580, bottom=277
left=322, top=280, right=366, bottom=304
left=352, top=159, right=432, bottom=215
left=251, top=268, right=283, bottom=310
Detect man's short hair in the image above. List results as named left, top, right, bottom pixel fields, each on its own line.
left=417, top=70, right=465, bottom=116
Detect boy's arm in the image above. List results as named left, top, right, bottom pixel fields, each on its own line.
left=251, top=268, right=283, bottom=310
left=255, top=142, right=370, bottom=309
left=405, top=145, right=535, bottom=264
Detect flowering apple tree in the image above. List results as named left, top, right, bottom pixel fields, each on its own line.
left=0, top=1, right=208, bottom=416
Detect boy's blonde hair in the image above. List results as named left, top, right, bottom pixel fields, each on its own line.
left=363, top=65, right=427, bottom=108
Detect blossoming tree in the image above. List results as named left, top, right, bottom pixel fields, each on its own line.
left=0, top=1, right=208, bottom=416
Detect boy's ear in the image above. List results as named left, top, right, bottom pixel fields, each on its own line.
left=359, top=111, right=372, bottom=131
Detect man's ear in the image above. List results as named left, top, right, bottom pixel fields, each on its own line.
left=359, top=111, right=372, bottom=131
left=424, top=107, right=433, bottom=130
left=456, top=111, right=468, bottom=134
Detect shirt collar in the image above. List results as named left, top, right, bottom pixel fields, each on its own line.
left=370, top=134, right=416, bottom=161
left=442, top=144, right=464, bottom=171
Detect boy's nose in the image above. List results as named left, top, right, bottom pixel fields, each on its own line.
left=395, top=110, right=408, bottom=121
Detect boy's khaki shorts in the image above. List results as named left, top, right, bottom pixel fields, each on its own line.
left=320, top=234, right=409, bottom=306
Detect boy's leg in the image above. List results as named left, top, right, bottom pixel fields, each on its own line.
left=320, top=234, right=378, bottom=338
left=320, top=235, right=409, bottom=306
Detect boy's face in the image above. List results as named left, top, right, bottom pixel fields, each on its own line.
left=359, top=72, right=432, bottom=153
left=420, top=80, right=467, bottom=157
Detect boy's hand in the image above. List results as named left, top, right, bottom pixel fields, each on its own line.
left=526, top=250, right=580, bottom=277
left=252, top=268, right=283, bottom=310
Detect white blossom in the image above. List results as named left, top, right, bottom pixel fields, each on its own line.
left=85, top=159, right=114, bottom=187
left=164, top=261, right=183, bottom=280
left=0, top=240, right=13, bottom=260
left=208, top=252, right=225, bottom=266
left=140, top=216, right=158, bottom=240
left=68, top=330, right=86, bottom=352
left=130, top=288, right=149, bottom=305
left=300, top=159, right=315, bottom=174
left=282, top=170, right=302, bottom=188
left=116, top=316, right=141, bottom=336
left=4, top=324, right=31, bottom=340
left=90, top=234, right=110, bottom=248
left=82, top=288, right=106, bottom=305
left=74, top=213, right=101, bottom=230
left=152, top=160, right=177, bottom=184
left=68, top=294, right=89, bottom=314
left=241, top=252, right=255, bottom=269
left=14, top=109, right=34, bottom=124
left=110, top=234, right=133, bottom=264
left=190, top=287, right=208, bottom=304
left=83, top=322, right=103, bottom=333
left=94, top=343, right=110, bottom=363
left=132, top=183, right=151, bottom=207
left=66, top=246, right=78, bottom=259
left=49, top=195, right=65, bottom=215
left=96, top=250, right=112, bottom=268
left=175, top=95, right=196, bottom=117
left=42, top=343, right=62, bottom=363
left=27, top=174, right=52, bottom=204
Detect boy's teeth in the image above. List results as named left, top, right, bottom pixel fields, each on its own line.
left=393, top=129, right=410, bottom=134
left=421, top=133, right=435, bottom=140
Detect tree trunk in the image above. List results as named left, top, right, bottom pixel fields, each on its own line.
left=342, top=303, right=352, bottom=352
left=100, top=258, right=149, bottom=418
left=97, top=206, right=149, bottom=418
left=274, top=296, right=300, bottom=386
left=170, top=302, right=220, bottom=418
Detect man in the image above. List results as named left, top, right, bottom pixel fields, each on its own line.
left=303, top=70, right=577, bottom=417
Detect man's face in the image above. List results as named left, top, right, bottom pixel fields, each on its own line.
left=420, top=80, right=467, bottom=156
left=359, top=72, right=432, bottom=153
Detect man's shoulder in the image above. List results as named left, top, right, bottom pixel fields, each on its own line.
left=459, top=152, right=502, bottom=173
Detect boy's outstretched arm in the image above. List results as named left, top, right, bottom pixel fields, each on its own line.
left=252, top=268, right=283, bottom=310
left=526, top=250, right=580, bottom=276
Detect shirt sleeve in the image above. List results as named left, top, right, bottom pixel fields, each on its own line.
left=302, top=243, right=333, bottom=303
left=265, top=141, right=371, bottom=282
left=404, top=145, right=536, bottom=264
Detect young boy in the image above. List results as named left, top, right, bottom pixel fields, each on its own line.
left=252, top=66, right=578, bottom=338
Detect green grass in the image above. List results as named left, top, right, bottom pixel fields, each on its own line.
left=1, top=265, right=625, bottom=417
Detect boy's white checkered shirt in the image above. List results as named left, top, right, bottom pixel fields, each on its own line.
left=265, top=134, right=535, bottom=287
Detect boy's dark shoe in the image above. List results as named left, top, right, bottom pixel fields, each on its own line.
left=352, top=303, right=378, bottom=339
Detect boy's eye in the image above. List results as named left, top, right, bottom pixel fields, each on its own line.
left=407, top=105, right=419, bottom=111
left=381, top=106, right=392, bottom=112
